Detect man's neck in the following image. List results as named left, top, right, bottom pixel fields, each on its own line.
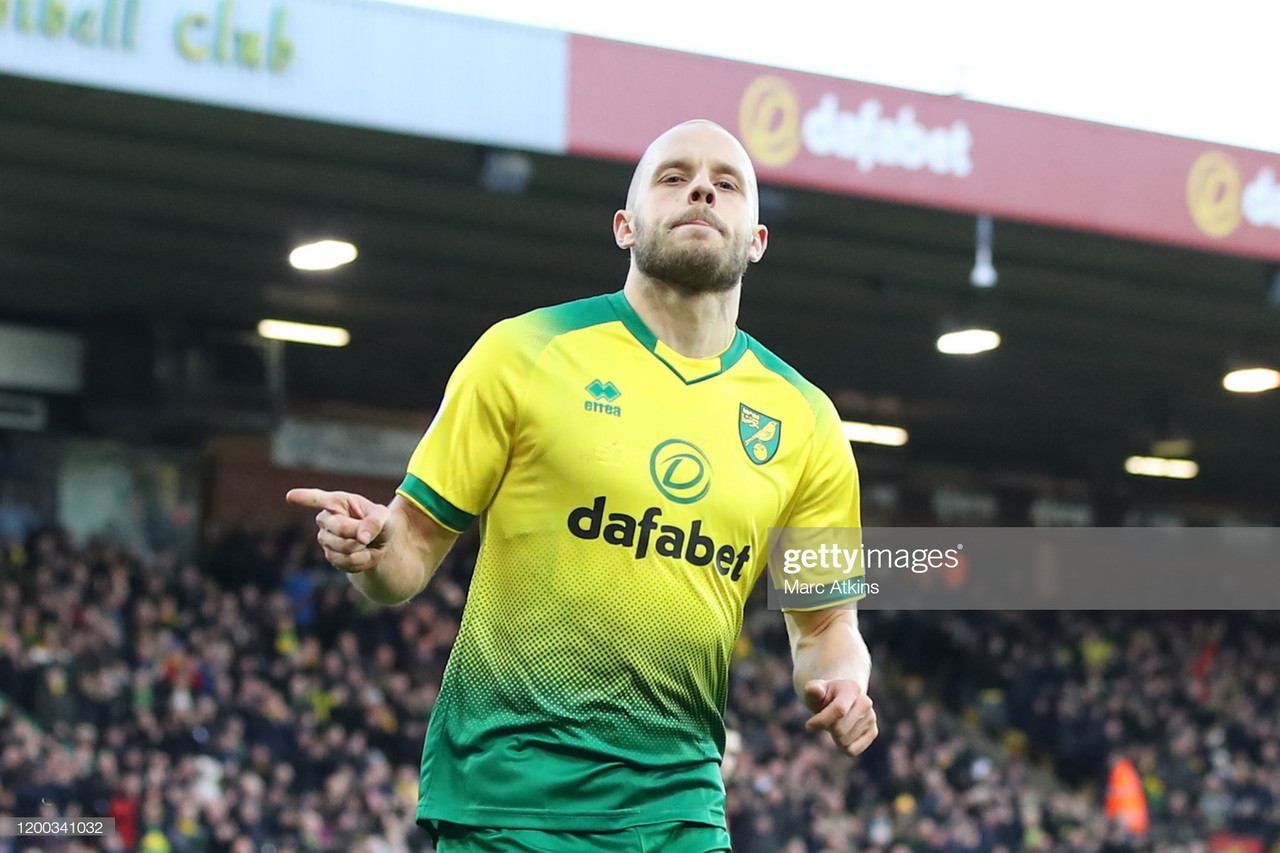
left=621, top=275, right=741, bottom=359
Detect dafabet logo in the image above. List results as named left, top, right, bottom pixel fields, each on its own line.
left=1186, top=151, right=1280, bottom=238
left=739, top=77, right=804, bottom=167
left=738, top=75, right=973, bottom=177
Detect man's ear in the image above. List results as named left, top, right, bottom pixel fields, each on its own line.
left=614, top=210, right=636, bottom=249
left=748, top=223, right=769, bottom=263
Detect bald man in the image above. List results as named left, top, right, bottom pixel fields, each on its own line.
left=288, top=120, right=876, bottom=853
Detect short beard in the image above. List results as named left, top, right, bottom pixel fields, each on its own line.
left=632, top=217, right=752, bottom=295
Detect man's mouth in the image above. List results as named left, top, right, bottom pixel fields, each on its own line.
left=675, top=220, right=719, bottom=232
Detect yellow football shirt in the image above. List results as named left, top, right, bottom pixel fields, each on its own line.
left=398, top=290, right=861, bottom=834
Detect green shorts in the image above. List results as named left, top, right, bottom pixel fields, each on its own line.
left=433, top=821, right=732, bottom=853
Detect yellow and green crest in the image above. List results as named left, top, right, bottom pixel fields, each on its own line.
left=739, top=403, right=781, bottom=464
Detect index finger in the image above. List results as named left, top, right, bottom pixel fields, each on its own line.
left=286, top=488, right=340, bottom=510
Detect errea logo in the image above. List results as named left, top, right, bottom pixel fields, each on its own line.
left=587, top=379, right=620, bottom=402
left=585, top=379, right=621, bottom=417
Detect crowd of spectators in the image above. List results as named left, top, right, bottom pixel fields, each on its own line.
left=0, top=514, right=1270, bottom=853
left=2, top=525, right=450, bottom=853
left=889, top=611, right=1280, bottom=851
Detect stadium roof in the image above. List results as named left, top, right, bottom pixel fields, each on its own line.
left=1, top=73, right=1278, bottom=508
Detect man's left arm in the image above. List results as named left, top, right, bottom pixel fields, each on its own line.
left=778, top=393, right=878, bottom=756
left=784, top=602, right=877, bottom=757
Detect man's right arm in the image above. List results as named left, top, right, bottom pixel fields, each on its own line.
left=348, top=495, right=459, bottom=605
left=289, top=320, right=526, bottom=604
left=287, top=489, right=459, bottom=606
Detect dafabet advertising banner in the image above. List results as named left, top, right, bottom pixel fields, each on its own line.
left=567, top=36, right=1280, bottom=263
left=4, top=1, right=1277, bottom=262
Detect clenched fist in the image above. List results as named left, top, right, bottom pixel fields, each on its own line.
left=802, top=678, right=878, bottom=757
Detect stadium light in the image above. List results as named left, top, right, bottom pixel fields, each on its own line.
left=1223, top=367, right=1280, bottom=393
left=289, top=239, right=358, bottom=271
left=257, top=319, right=350, bottom=347
left=937, top=328, right=1000, bottom=355
left=1124, top=456, right=1199, bottom=479
left=969, top=214, right=997, bottom=288
left=479, top=149, right=534, bottom=193
left=841, top=420, right=909, bottom=446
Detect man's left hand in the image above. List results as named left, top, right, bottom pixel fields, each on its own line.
left=802, top=678, right=878, bottom=756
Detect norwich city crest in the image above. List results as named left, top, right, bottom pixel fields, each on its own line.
left=739, top=404, right=781, bottom=464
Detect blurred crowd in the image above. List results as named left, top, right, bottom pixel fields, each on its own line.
left=887, top=611, right=1280, bottom=851
left=1, top=525, right=457, bottom=853
left=0, top=515, right=1274, bottom=853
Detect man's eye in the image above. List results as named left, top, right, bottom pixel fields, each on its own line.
left=662, top=176, right=683, bottom=183
left=719, top=181, right=738, bottom=191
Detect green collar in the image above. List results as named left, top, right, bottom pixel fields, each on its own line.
left=607, top=290, right=748, bottom=385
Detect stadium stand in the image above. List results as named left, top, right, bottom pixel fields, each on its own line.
left=3, top=506, right=1271, bottom=852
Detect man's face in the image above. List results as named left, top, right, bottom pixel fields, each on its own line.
left=621, top=123, right=767, bottom=294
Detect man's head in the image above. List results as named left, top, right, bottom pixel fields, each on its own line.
left=615, top=120, right=768, bottom=295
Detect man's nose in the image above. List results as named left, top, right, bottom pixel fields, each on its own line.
left=688, top=172, right=716, bottom=206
